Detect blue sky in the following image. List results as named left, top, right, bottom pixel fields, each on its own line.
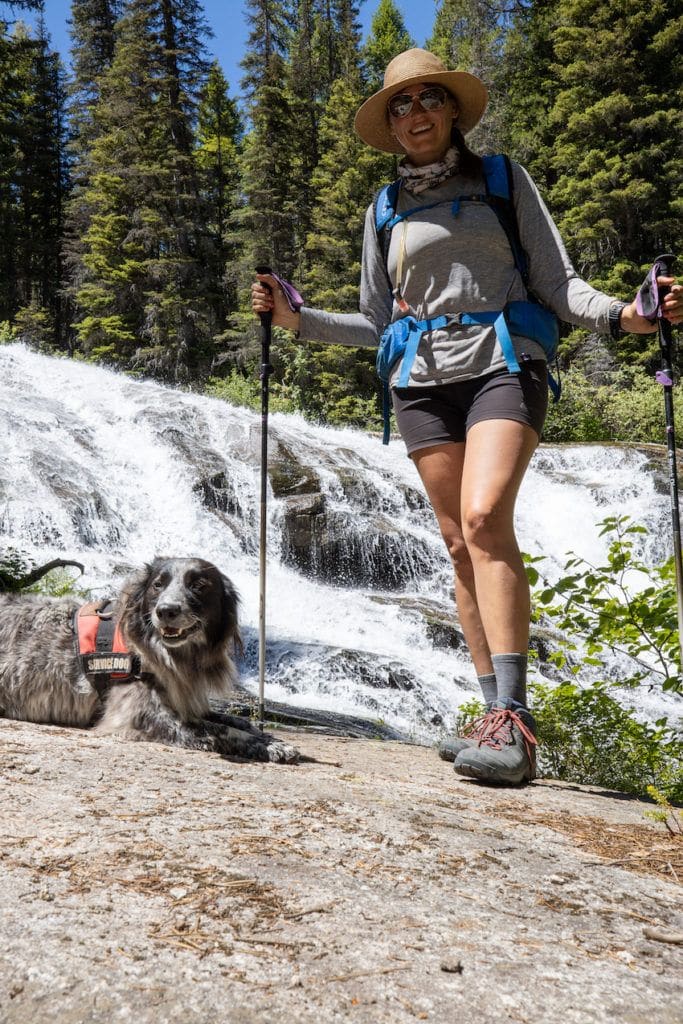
left=14, top=1, right=437, bottom=97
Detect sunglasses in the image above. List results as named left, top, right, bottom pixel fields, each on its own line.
left=387, top=86, right=449, bottom=119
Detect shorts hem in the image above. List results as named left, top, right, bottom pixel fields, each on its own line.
left=466, top=411, right=543, bottom=439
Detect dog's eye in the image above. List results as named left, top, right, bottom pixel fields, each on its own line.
left=151, top=578, right=165, bottom=591
left=191, top=578, right=208, bottom=594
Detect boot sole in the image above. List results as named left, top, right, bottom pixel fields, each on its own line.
left=438, top=741, right=476, bottom=763
left=454, top=761, right=536, bottom=785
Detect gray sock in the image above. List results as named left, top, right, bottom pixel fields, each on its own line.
left=491, top=653, right=527, bottom=708
left=477, top=673, right=497, bottom=706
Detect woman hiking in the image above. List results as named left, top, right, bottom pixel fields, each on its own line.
left=252, top=48, right=683, bottom=786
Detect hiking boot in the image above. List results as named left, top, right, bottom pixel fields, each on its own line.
left=438, top=707, right=493, bottom=762
left=453, top=699, right=537, bottom=785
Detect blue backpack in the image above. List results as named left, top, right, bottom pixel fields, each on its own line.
left=374, top=154, right=560, bottom=443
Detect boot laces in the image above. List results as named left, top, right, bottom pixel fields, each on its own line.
left=461, top=713, right=493, bottom=742
left=474, top=707, right=537, bottom=755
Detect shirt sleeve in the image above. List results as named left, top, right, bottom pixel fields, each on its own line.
left=297, top=205, right=393, bottom=349
left=512, top=161, right=612, bottom=333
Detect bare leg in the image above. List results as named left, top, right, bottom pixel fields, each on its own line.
left=411, top=442, right=493, bottom=675
left=460, top=419, right=539, bottom=654
left=412, top=420, right=538, bottom=663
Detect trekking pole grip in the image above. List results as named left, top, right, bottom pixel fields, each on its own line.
left=657, top=253, right=676, bottom=278
left=656, top=254, right=677, bottom=360
left=255, top=264, right=273, bottom=329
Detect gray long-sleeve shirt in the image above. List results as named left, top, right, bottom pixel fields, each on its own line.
left=298, top=160, right=614, bottom=387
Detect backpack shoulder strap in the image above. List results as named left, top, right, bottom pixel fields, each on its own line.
left=481, top=153, right=512, bottom=199
left=373, top=179, right=401, bottom=273
left=374, top=179, right=401, bottom=233
left=482, top=154, right=529, bottom=285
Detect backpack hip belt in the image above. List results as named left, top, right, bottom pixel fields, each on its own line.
left=376, top=301, right=560, bottom=444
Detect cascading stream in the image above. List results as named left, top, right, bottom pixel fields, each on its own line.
left=1, top=343, right=679, bottom=739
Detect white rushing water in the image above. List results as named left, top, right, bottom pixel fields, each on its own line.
left=1, top=343, right=680, bottom=737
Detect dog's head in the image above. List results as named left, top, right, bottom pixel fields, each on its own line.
left=120, top=557, right=240, bottom=657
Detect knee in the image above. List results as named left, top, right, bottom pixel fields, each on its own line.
left=443, top=533, right=475, bottom=582
left=462, top=503, right=509, bottom=551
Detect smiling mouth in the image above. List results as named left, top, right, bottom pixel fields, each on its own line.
left=158, top=621, right=201, bottom=646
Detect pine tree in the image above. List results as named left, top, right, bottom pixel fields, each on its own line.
left=240, top=0, right=290, bottom=103
left=306, top=73, right=394, bottom=309
left=285, top=0, right=365, bottom=280
left=68, top=0, right=122, bottom=131
left=362, top=0, right=414, bottom=92
left=196, top=61, right=243, bottom=328
left=0, top=12, right=66, bottom=342
left=0, top=19, right=21, bottom=322
left=17, top=16, right=67, bottom=339
left=303, top=0, right=411, bottom=308
left=286, top=0, right=321, bottom=275
left=238, top=0, right=298, bottom=275
left=62, top=0, right=123, bottom=347
left=495, top=0, right=559, bottom=184
left=69, top=0, right=219, bottom=379
left=501, top=0, right=682, bottom=366
left=427, top=0, right=514, bottom=153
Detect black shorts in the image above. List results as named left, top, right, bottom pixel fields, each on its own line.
left=392, top=360, right=548, bottom=455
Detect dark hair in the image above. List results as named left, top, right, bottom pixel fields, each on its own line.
left=450, top=124, right=483, bottom=178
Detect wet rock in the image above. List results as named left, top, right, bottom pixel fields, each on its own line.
left=195, top=470, right=242, bottom=516
left=369, top=594, right=465, bottom=651
left=268, top=441, right=320, bottom=497
left=279, top=494, right=435, bottom=589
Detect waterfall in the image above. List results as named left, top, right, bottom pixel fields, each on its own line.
left=1, top=343, right=679, bottom=738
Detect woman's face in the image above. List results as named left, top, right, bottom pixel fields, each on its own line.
left=388, top=82, right=458, bottom=166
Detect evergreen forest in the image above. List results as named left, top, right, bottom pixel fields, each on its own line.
left=1, top=0, right=681, bottom=437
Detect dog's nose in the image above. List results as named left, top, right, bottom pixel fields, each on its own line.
left=156, top=601, right=182, bottom=623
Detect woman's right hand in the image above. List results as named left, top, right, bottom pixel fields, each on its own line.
left=251, top=274, right=301, bottom=332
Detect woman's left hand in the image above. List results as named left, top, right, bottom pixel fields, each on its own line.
left=621, top=276, right=683, bottom=333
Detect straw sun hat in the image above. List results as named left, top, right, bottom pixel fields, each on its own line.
left=354, top=48, right=489, bottom=154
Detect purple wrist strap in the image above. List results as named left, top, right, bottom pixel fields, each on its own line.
left=270, top=273, right=304, bottom=313
left=636, top=254, right=673, bottom=323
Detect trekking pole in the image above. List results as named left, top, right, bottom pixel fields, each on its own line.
left=652, top=254, right=683, bottom=668
left=255, top=264, right=273, bottom=726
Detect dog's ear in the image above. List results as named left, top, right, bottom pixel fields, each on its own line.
left=212, top=572, right=240, bottom=650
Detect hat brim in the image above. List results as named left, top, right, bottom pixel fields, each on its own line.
left=354, top=70, right=488, bottom=154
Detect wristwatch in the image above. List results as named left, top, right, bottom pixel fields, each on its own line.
left=609, top=300, right=628, bottom=340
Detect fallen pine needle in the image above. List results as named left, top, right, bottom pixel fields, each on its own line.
left=642, top=928, right=683, bottom=945
left=320, top=964, right=410, bottom=984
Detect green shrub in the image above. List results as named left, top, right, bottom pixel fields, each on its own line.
left=530, top=680, right=682, bottom=801
left=206, top=368, right=300, bottom=414
left=544, top=365, right=683, bottom=443
left=527, top=516, right=680, bottom=690
left=0, top=321, right=18, bottom=345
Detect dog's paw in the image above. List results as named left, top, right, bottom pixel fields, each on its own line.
left=266, top=739, right=300, bottom=764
